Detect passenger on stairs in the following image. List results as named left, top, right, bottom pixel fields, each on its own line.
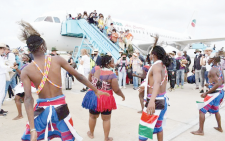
left=98, top=16, right=104, bottom=32
left=104, top=15, right=113, bottom=30
left=125, top=29, right=133, bottom=47
left=82, top=11, right=88, bottom=20
left=76, top=13, right=82, bottom=20
left=111, top=29, right=118, bottom=44
left=107, top=23, right=114, bottom=38
left=119, top=31, right=125, bottom=50
left=88, top=13, right=95, bottom=24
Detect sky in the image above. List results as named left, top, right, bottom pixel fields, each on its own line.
left=0, top=0, right=225, bottom=49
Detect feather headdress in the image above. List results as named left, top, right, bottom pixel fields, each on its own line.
left=17, top=20, right=41, bottom=42
left=149, top=34, right=159, bottom=54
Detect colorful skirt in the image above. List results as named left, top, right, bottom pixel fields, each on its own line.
left=139, top=92, right=167, bottom=140
left=21, top=95, right=83, bottom=141
left=82, top=90, right=117, bottom=112
left=197, top=89, right=224, bottom=114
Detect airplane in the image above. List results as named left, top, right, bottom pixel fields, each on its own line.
left=29, top=11, right=225, bottom=56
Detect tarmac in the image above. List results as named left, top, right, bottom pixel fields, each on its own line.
left=0, top=80, right=225, bottom=141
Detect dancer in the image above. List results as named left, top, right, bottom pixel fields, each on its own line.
left=191, top=52, right=224, bottom=135
left=12, top=54, right=35, bottom=120
left=18, top=21, right=108, bottom=141
left=138, top=36, right=170, bottom=141
left=133, top=54, right=151, bottom=113
left=82, top=55, right=125, bottom=141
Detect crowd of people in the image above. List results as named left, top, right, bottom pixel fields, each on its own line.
left=0, top=20, right=224, bottom=141
left=67, top=10, right=134, bottom=53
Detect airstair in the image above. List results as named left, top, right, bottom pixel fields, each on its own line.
left=61, top=19, right=123, bottom=62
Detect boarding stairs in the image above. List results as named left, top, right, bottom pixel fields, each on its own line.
left=61, top=19, right=123, bottom=62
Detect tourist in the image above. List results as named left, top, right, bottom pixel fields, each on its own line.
left=167, top=51, right=177, bottom=91
left=111, top=29, right=118, bottom=44
left=82, top=11, right=88, bottom=20
left=130, top=53, right=142, bottom=90
left=204, top=47, right=213, bottom=84
left=98, top=16, right=104, bottom=32
left=200, top=50, right=207, bottom=93
left=193, top=49, right=202, bottom=89
left=93, top=49, right=102, bottom=66
left=76, top=13, right=82, bottom=20
left=191, top=53, right=224, bottom=136
left=82, top=55, right=125, bottom=141
left=88, top=13, right=95, bottom=24
left=183, top=50, right=191, bottom=82
left=176, top=51, right=187, bottom=89
left=119, top=31, right=125, bottom=50
left=104, top=15, right=113, bottom=30
left=80, top=49, right=90, bottom=92
left=117, top=53, right=128, bottom=89
left=18, top=20, right=108, bottom=141
left=3, top=45, right=16, bottom=103
left=50, top=47, right=59, bottom=56
left=0, top=43, right=9, bottom=116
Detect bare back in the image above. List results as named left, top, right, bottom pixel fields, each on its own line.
left=22, top=56, right=65, bottom=99
left=148, top=63, right=167, bottom=94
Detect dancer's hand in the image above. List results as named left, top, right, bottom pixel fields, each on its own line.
left=147, top=100, right=155, bottom=115
left=138, top=86, right=144, bottom=93
left=95, top=90, right=110, bottom=98
left=121, top=95, right=125, bottom=101
left=30, top=131, right=37, bottom=141
left=201, top=93, right=207, bottom=98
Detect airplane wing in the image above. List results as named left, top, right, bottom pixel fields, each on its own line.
left=173, top=37, right=225, bottom=45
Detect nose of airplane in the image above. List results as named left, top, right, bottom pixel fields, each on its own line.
left=30, top=22, right=45, bottom=36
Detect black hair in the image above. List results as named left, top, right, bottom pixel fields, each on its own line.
left=112, top=29, right=116, bottom=32
left=172, top=51, right=176, bottom=55
left=110, top=23, right=113, bottom=25
left=152, top=46, right=171, bottom=67
left=101, top=55, right=112, bottom=68
left=214, top=56, right=220, bottom=63
left=69, top=14, right=72, bottom=17
left=26, top=35, right=45, bottom=53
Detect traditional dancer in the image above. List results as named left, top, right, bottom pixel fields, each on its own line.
left=82, top=55, right=125, bottom=141
left=191, top=52, right=224, bottom=135
left=138, top=36, right=170, bottom=141
left=17, top=20, right=108, bottom=141
left=133, top=54, right=151, bottom=113
left=12, top=54, right=36, bottom=120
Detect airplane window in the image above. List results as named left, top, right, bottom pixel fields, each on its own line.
left=53, top=17, right=60, bottom=23
left=34, top=17, right=45, bottom=22
left=44, top=16, right=53, bottom=22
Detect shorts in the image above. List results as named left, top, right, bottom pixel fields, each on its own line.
left=89, top=109, right=112, bottom=115
left=17, top=92, right=25, bottom=98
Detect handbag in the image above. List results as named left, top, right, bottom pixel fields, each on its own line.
left=145, top=98, right=165, bottom=110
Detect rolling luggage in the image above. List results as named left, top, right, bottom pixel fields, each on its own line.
left=65, top=76, right=72, bottom=90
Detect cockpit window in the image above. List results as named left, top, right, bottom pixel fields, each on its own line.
left=34, top=17, right=45, bottom=22
left=44, top=16, right=53, bottom=22
left=53, top=17, right=60, bottom=23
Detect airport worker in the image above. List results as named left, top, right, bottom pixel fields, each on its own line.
left=193, top=49, right=202, bottom=90
left=176, top=51, right=187, bottom=89
left=191, top=52, right=224, bottom=135
left=138, top=35, right=170, bottom=141
left=0, top=43, right=9, bottom=117
left=183, top=50, right=191, bottom=82
left=17, top=20, right=108, bottom=141
left=82, top=54, right=125, bottom=141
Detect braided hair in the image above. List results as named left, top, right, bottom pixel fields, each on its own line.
left=100, top=55, right=112, bottom=68
left=152, top=46, right=171, bottom=67
left=26, top=35, right=45, bottom=53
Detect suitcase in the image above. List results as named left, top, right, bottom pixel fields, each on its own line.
left=65, top=77, right=72, bottom=90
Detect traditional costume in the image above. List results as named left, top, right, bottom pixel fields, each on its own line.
left=196, top=65, right=224, bottom=114
left=82, top=66, right=117, bottom=114
left=21, top=55, right=82, bottom=141
left=139, top=60, right=168, bottom=141
left=14, top=63, right=36, bottom=97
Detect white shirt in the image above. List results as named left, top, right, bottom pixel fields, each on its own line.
left=0, top=56, right=9, bottom=75
left=205, top=56, right=211, bottom=71
left=4, top=52, right=15, bottom=67
left=81, top=55, right=90, bottom=69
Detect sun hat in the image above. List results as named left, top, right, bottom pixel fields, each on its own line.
left=51, top=47, right=58, bottom=51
